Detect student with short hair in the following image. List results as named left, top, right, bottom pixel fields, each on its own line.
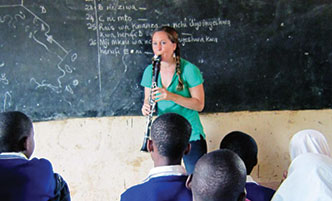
left=120, top=113, right=192, bottom=201
left=187, top=149, right=247, bottom=201
left=0, top=111, right=70, bottom=201
left=219, top=131, right=275, bottom=201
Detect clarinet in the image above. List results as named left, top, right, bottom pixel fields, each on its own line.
left=140, top=55, right=161, bottom=152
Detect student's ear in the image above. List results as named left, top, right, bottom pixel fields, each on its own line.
left=19, top=136, right=28, bottom=151
left=238, top=192, right=246, bottom=201
left=147, top=139, right=154, bottom=152
left=184, top=143, right=191, bottom=155
left=185, top=174, right=193, bottom=190
left=254, top=157, right=258, bottom=166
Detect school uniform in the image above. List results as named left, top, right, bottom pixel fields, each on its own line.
left=0, top=152, right=56, bottom=201
left=246, top=176, right=275, bottom=201
left=272, top=153, right=332, bottom=201
left=272, top=130, right=332, bottom=201
left=120, top=165, right=192, bottom=201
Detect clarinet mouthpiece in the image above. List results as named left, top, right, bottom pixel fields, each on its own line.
left=153, top=55, right=161, bottom=62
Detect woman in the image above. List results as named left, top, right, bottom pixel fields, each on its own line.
left=272, top=129, right=332, bottom=201
left=141, top=26, right=206, bottom=174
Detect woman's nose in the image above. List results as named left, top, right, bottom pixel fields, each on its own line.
left=156, top=43, right=162, bottom=50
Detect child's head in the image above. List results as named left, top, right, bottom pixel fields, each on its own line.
left=188, top=149, right=246, bottom=201
left=290, top=129, right=331, bottom=161
left=219, top=131, right=258, bottom=175
left=0, top=111, right=35, bottom=158
left=149, top=113, right=191, bottom=163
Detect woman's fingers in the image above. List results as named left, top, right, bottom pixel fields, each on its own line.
left=141, top=104, right=150, bottom=116
left=152, top=87, right=166, bottom=100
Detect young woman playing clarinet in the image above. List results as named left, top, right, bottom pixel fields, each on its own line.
left=140, top=26, right=207, bottom=174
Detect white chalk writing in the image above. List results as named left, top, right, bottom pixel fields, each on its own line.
left=85, top=2, right=231, bottom=58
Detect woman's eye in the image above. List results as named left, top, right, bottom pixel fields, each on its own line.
left=161, top=41, right=167, bottom=45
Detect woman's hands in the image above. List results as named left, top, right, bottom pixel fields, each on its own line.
left=141, top=87, right=171, bottom=116
left=141, top=84, right=205, bottom=116
left=151, top=87, right=174, bottom=102
left=141, top=101, right=151, bottom=116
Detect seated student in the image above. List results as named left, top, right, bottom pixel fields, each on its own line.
left=120, top=113, right=192, bottom=201
left=0, top=111, right=70, bottom=201
left=187, top=149, right=247, bottom=201
left=272, top=129, right=332, bottom=201
left=219, top=131, right=275, bottom=201
left=288, top=129, right=331, bottom=160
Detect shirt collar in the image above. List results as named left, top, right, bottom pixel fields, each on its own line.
left=0, top=152, right=28, bottom=160
left=246, top=175, right=257, bottom=184
left=144, top=165, right=187, bottom=182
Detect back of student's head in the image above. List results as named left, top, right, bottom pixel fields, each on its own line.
left=219, top=131, right=258, bottom=175
left=0, top=111, right=33, bottom=153
left=150, top=113, right=191, bottom=161
left=289, top=129, right=331, bottom=161
left=190, top=149, right=246, bottom=201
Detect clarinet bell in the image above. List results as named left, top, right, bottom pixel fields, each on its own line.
left=140, top=137, right=149, bottom=152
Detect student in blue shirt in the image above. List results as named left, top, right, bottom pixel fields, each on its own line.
left=187, top=149, right=247, bottom=201
left=121, top=113, right=192, bottom=201
left=0, top=111, right=70, bottom=201
left=219, top=131, right=275, bottom=201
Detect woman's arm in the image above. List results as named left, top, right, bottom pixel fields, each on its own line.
left=152, top=84, right=205, bottom=112
left=141, top=87, right=151, bottom=116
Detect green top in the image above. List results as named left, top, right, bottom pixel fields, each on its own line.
left=141, top=58, right=205, bottom=141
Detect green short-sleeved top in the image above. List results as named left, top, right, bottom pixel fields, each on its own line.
left=141, top=58, right=205, bottom=141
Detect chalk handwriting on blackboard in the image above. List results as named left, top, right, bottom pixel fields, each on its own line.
left=83, top=0, right=231, bottom=97
left=11, top=0, right=330, bottom=121
left=0, top=0, right=78, bottom=108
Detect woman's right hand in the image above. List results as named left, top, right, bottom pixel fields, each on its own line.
left=141, top=102, right=151, bottom=116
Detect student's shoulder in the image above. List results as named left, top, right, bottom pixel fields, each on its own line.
left=246, top=182, right=275, bottom=201
left=121, top=177, right=170, bottom=197
left=29, top=158, right=54, bottom=171
left=121, top=183, right=148, bottom=201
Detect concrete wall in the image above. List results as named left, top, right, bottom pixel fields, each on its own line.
left=32, top=109, right=332, bottom=201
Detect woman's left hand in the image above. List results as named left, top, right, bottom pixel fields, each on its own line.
left=150, top=84, right=204, bottom=112
left=152, top=87, right=174, bottom=102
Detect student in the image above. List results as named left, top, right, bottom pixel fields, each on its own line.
left=187, top=149, right=247, bottom=201
left=120, top=113, right=192, bottom=201
left=219, top=131, right=275, bottom=201
left=0, top=111, right=70, bottom=201
left=141, top=26, right=207, bottom=174
left=272, top=129, right=332, bottom=201
left=289, top=129, right=331, bottom=160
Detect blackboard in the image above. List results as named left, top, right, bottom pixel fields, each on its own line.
left=0, top=0, right=331, bottom=121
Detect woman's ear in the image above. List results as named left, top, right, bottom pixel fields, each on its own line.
left=185, top=174, right=193, bottom=190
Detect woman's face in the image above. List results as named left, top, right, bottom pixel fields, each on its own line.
left=152, top=31, right=177, bottom=62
